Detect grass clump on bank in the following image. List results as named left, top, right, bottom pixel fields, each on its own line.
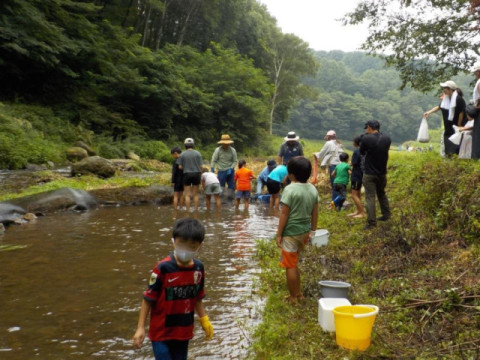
left=252, top=152, right=480, bottom=359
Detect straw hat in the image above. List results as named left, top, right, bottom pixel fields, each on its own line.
left=217, top=134, right=234, bottom=144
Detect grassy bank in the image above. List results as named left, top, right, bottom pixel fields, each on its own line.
left=252, top=152, right=480, bottom=359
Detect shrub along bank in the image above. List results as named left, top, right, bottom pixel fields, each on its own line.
left=252, top=152, right=480, bottom=359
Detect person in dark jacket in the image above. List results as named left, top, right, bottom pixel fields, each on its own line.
left=360, top=120, right=392, bottom=229
left=170, top=147, right=184, bottom=210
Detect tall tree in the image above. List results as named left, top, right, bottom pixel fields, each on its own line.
left=345, top=0, right=480, bottom=92
left=265, top=32, right=317, bottom=134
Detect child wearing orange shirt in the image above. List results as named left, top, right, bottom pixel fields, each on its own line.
left=234, top=159, right=255, bottom=210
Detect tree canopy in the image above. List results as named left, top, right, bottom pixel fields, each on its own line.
left=345, top=0, right=480, bottom=92
left=0, top=0, right=316, bottom=149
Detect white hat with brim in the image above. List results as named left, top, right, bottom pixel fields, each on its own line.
left=284, top=131, right=299, bottom=141
left=439, top=80, right=457, bottom=90
left=472, top=62, right=480, bottom=73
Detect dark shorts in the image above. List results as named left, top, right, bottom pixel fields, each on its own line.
left=266, top=178, right=281, bottom=195
left=351, top=180, right=362, bottom=191
left=183, top=172, right=201, bottom=186
left=173, top=182, right=184, bottom=192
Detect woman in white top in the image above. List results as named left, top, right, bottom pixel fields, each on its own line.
left=471, top=63, right=480, bottom=159
left=458, top=105, right=476, bottom=159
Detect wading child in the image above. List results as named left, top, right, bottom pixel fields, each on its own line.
left=170, top=147, right=184, bottom=210
left=201, top=167, right=221, bottom=210
left=234, top=159, right=255, bottom=210
left=331, top=152, right=351, bottom=211
left=133, top=218, right=213, bottom=360
left=348, top=136, right=366, bottom=218
left=276, top=156, right=319, bottom=304
left=266, top=164, right=288, bottom=210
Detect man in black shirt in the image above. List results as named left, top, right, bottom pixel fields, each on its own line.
left=360, top=120, right=392, bottom=229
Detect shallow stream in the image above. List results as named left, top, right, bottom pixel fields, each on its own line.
left=0, top=204, right=278, bottom=359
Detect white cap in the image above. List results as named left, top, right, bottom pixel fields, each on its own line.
left=439, top=80, right=457, bottom=90
left=184, top=138, right=194, bottom=145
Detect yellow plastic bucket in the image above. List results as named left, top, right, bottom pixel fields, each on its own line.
left=332, top=305, right=379, bottom=351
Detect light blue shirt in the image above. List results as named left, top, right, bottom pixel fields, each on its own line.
left=258, top=166, right=272, bottom=182
left=268, top=165, right=287, bottom=183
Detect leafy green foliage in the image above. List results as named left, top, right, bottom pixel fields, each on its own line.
left=344, top=0, right=480, bottom=91
left=280, top=51, right=474, bottom=143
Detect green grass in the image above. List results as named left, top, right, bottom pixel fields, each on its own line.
left=251, top=151, right=480, bottom=359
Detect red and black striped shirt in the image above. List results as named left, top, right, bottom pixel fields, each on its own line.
left=144, top=252, right=205, bottom=341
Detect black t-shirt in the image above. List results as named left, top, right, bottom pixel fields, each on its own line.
left=360, top=132, right=391, bottom=176
left=439, top=95, right=466, bottom=136
left=351, top=148, right=363, bottom=182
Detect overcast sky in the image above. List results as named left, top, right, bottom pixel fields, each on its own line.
left=258, top=0, right=369, bottom=52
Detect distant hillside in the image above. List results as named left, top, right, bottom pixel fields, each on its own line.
left=275, top=51, right=474, bottom=143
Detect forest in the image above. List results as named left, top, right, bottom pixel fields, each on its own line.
left=0, top=0, right=476, bottom=169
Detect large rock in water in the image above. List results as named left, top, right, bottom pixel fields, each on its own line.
left=8, top=188, right=97, bottom=213
left=89, top=185, right=173, bottom=206
left=71, top=156, right=116, bottom=178
left=0, top=203, right=26, bottom=225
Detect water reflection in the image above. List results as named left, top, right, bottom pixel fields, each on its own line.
left=0, top=203, right=278, bottom=359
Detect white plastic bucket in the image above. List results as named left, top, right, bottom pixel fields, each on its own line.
left=312, top=229, right=329, bottom=247
left=318, top=297, right=351, bottom=332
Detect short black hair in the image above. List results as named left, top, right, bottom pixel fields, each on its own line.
left=238, top=159, right=246, bottom=168
left=466, top=104, right=478, bottom=119
left=287, top=156, right=311, bottom=183
left=339, top=152, right=349, bottom=162
left=364, top=120, right=380, bottom=130
left=172, top=218, right=205, bottom=243
left=171, top=146, right=182, bottom=154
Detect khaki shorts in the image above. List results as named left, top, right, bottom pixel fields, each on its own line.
left=280, top=233, right=309, bottom=268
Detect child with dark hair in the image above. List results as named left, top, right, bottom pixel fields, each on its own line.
left=348, top=136, right=366, bottom=218
left=170, top=147, right=184, bottom=210
left=276, top=156, right=319, bottom=304
left=133, top=218, right=213, bottom=359
left=234, top=160, right=255, bottom=210
left=331, top=152, right=351, bottom=211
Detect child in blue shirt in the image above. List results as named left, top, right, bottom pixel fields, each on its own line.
left=267, top=164, right=288, bottom=210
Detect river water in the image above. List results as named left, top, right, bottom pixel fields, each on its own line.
left=0, top=204, right=279, bottom=359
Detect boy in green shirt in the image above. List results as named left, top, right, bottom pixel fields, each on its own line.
left=331, top=152, right=351, bottom=211
left=275, top=156, right=319, bottom=304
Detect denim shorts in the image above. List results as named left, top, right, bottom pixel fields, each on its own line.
left=235, top=190, right=251, bottom=199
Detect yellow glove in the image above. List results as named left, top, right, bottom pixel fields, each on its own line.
left=199, top=315, right=213, bottom=340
